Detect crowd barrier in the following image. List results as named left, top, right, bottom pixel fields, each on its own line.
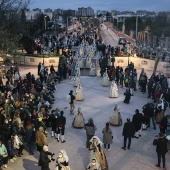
left=13, top=55, right=60, bottom=67
left=114, top=56, right=170, bottom=75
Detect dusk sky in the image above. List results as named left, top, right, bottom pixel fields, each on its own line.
left=30, top=0, right=170, bottom=12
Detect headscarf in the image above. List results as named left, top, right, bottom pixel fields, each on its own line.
left=59, top=150, right=69, bottom=162
left=90, top=136, right=103, bottom=147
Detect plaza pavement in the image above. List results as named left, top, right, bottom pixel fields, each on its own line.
left=5, top=25, right=170, bottom=170
left=5, top=66, right=170, bottom=170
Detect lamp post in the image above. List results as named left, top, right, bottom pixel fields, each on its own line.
left=44, top=15, right=47, bottom=37
left=135, top=15, right=138, bottom=40
left=43, top=49, right=44, bottom=64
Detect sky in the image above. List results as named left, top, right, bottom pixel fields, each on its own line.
left=29, top=0, right=170, bottom=12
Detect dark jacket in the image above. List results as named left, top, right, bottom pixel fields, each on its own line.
left=132, top=113, right=143, bottom=126
left=153, top=137, right=168, bottom=155
left=124, top=90, right=131, bottom=102
left=160, top=116, right=169, bottom=130
left=69, top=93, right=75, bottom=104
left=122, top=121, right=135, bottom=137
left=84, top=123, right=96, bottom=136
left=39, top=150, right=52, bottom=170
left=57, top=115, right=66, bottom=127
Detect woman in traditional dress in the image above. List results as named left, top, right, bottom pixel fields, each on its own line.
left=55, top=150, right=71, bottom=170
left=86, top=57, right=92, bottom=69
left=75, top=83, right=84, bottom=101
left=89, top=63, right=96, bottom=77
left=72, top=107, right=85, bottom=128
left=155, top=97, right=165, bottom=123
left=73, top=73, right=81, bottom=87
left=89, top=136, right=108, bottom=170
left=109, top=104, right=122, bottom=126
left=75, top=63, right=81, bottom=76
left=109, top=81, right=119, bottom=98
left=87, top=158, right=101, bottom=170
left=79, top=57, right=85, bottom=69
left=102, top=69, right=110, bottom=87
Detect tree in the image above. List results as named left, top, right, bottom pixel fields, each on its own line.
left=19, top=35, right=36, bottom=54
left=0, top=0, right=30, bottom=53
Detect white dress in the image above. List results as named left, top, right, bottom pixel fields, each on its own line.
left=109, top=110, right=122, bottom=126
left=72, top=112, right=85, bottom=128
left=75, top=65, right=81, bottom=76
left=86, top=58, right=92, bottom=69
left=102, top=73, right=110, bottom=87
left=73, top=76, right=81, bottom=87
left=75, top=85, right=84, bottom=101
left=79, top=58, right=84, bottom=68
left=89, top=66, right=96, bottom=76
left=109, top=83, right=119, bottom=98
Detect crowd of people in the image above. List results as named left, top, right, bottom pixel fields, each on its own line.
left=0, top=25, right=170, bottom=170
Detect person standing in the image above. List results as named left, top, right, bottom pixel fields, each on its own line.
left=84, top=118, right=96, bottom=149
left=153, top=132, right=168, bottom=170
left=102, top=122, right=113, bottom=151
left=124, top=89, right=131, bottom=104
left=122, top=118, right=135, bottom=150
left=159, top=115, right=170, bottom=134
left=36, top=126, right=47, bottom=152
left=0, top=140, right=8, bottom=168
left=38, top=63, right=41, bottom=75
left=69, top=90, right=75, bottom=114
left=57, top=111, right=66, bottom=143
left=132, top=109, right=143, bottom=139
left=38, top=145, right=54, bottom=170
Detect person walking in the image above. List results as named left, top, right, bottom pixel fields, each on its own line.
left=102, top=122, right=113, bottom=151
left=84, top=118, right=96, bottom=149
left=122, top=118, right=135, bottom=150
left=132, top=109, right=143, bottom=139
left=69, top=90, right=75, bottom=114
left=153, top=132, right=169, bottom=170
left=57, top=111, right=66, bottom=143
left=38, top=145, right=54, bottom=170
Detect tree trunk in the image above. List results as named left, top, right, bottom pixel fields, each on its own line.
left=153, top=55, right=161, bottom=74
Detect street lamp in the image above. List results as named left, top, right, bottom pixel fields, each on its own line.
left=135, top=14, right=138, bottom=40
left=44, top=15, right=47, bottom=36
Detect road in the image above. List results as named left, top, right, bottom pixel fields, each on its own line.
left=100, top=23, right=119, bottom=47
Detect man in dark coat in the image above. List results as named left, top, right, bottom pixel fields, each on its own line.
left=132, top=109, right=143, bottom=139
left=122, top=118, right=135, bottom=150
left=57, top=111, right=66, bottom=143
left=159, top=115, right=170, bottom=134
left=39, top=145, right=54, bottom=170
left=38, top=63, right=41, bottom=75
left=153, top=132, right=168, bottom=170
left=69, top=90, right=75, bottom=114
left=124, top=89, right=131, bottom=104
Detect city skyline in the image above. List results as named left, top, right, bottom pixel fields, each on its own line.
left=30, top=0, right=170, bottom=12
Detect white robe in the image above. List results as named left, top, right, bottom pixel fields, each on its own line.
left=109, top=84, right=119, bottom=98
left=73, top=76, right=81, bottom=87
left=102, top=74, right=110, bottom=87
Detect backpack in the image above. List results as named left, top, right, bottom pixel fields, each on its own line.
left=125, top=78, right=128, bottom=83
